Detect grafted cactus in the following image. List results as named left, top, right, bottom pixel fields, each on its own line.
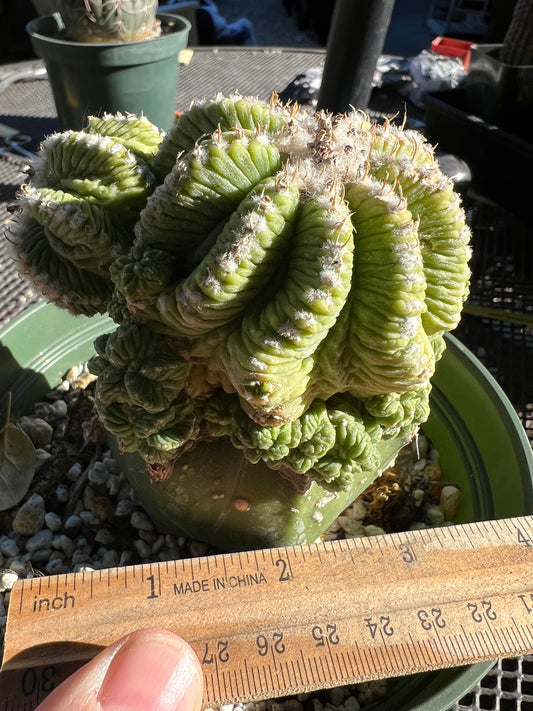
left=58, top=0, right=161, bottom=43
left=7, top=93, right=471, bottom=547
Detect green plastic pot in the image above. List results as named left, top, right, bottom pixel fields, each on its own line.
left=1, top=301, right=533, bottom=710
left=26, top=12, right=191, bottom=131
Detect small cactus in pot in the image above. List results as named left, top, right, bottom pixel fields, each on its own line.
left=57, top=0, right=161, bottom=43
left=6, top=94, right=471, bottom=550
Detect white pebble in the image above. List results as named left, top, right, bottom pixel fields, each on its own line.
left=79, top=510, right=100, bottom=526
left=58, top=535, right=75, bottom=557
left=364, top=525, right=386, bottom=536
left=52, top=399, right=68, bottom=418
left=425, top=505, right=445, bottom=526
left=134, top=539, right=152, bottom=559
left=88, top=463, right=109, bottom=487
left=119, top=549, right=134, bottom=566
left=338, top=516, right=365, bottom=536
left=45, top=512, right=62, bottom=531
left=35, top=449, right=52, bottom=472
left=440, top=485, right=461, bottom=520
left=73, top=564, right=95, bottom=574
left=344, top=696, right=360, bottom=711
left=95, top=529, right=115, bottom=545
left=67, top=463, right=83, bottom=481
left=130, top=511, right=154, bottom=531
left=71, top=550, right=93, bottom=566
left=107, top=475, right=121, bottom=496
left=151, top=535, right=165, bottom=555
left=56, top=484, right=70, bottom=503
left=329, top=687, right=347, bottom=706
left=0, top=537, right=19, bottom=558
left=12, top=494, right=46, bottom=536
left=101, top=549, right=119, bottom=568
left=115, top=499, right=135, bottom=518
left=25, top=529, right=53, bottom=553
left=45, top=558, right=65, bottom=575
left=0, top=571, right=19, bottom=592
left=65, top=514, right=82, bottom=533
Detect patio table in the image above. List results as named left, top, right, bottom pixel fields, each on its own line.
left=0, top=46, right=532, bottom=711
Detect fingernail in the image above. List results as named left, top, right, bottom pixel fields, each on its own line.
left=97, top=629, right=203, bottom=711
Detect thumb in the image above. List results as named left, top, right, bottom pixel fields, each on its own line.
left=35, top=628, right=204, bottom=711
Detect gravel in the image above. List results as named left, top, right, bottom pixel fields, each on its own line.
left=0, top=363, right=461, bottom=710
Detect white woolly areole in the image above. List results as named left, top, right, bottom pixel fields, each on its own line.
left=306, top=287, right=332, bottom=307
left=249, top=357, right=268, bottom=371
left=264, top=335, right=282, bottom=351
left=245, top=210, right=269, bottom=231
left=278, top=320, right=301, bottom=341
left=217, top=232, right=258, bottom=273
left=293, top=309, right=316, bottom=327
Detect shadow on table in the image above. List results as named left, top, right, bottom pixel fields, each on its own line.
left=0, top=114, right=60, bottom=151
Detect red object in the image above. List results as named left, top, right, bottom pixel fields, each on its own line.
left=431, top=36, right=473, bottom=70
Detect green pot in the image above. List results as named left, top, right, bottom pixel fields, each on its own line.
left=26, top=12, right=190, bottom=130
left=1, top=301, right=532, bottom=710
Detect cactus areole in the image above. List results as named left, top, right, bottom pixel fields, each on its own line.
left=8, top=95, right=471, bottom=549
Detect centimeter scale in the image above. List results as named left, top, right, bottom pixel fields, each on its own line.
left=2, top=515, right=533, bottom=709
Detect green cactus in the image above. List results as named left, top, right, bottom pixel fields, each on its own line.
left=8, top=94, right=471, bottom=547
left=58, top=0, right=160, bottom=43
left=8, top=114, right=163, bottom=315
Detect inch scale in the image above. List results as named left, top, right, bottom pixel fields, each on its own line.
left=2, top=515, right=533, bottom=709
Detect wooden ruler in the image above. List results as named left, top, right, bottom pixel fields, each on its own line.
left=2, top=515, right=533, bottom=710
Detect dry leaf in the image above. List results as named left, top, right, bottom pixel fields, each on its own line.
left=0, top=419, right=36, bottom=511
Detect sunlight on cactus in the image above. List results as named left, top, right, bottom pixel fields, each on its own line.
left=7, top=93, right=471, bottom=499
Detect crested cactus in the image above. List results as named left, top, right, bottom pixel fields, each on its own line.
left=8, top=113, right=163, bottom=315
left=58, top=0, right=161, bottom=43
left=7, top=93, right=471, bottom=548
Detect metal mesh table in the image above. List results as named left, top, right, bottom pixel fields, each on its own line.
left=1, top=47, right=532, bottom=711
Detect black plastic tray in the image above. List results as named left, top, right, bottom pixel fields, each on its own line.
left=424, top=89, right=530, bottom=221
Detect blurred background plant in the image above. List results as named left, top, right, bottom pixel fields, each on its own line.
left=55, top=0, right=161, bottom=43
left=499, top=0, right=533, bottom=65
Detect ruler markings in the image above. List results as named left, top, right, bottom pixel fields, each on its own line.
left=397, top=639, right=412, bottom=671
left=298, top=649, right=310, bottom=687
left=512, top=618, right=530, bottom=651
left=3, top=515, right=533, bottom=709
left=243, top=657, right=254, bottom=699
left=220, top=659, right=228, bottom=701
left=469, top=628, right=484, bottom=660
left=455, top=627, right=470, bottom=660
left=229, top=664, right=236, bottom=700
left=444, top=634, right=458, bottom=665
left=362, top=641, right=378, bottom=678
left=486, top=627, right=501, bottom=657
left=499, top=626, right=515, bottom=657
left=267, top=662, right=275, bottom=696
left=238, top=666, right=245, bottom=700
left=322, top=652, right=332, bottom=682
left=459, top=626, right=475, bottom=659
